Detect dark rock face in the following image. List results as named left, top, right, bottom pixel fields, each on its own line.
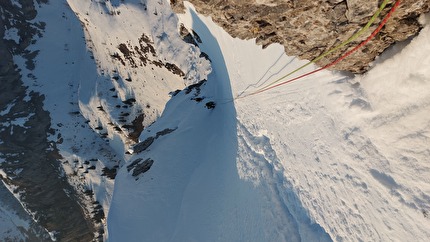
left=0, top=182, right=52, bottom=241
left=133, top=137, right=155, bottom=153
left=127, top=158, right=154, bottom=177
left=132, top=128, right=177, bottom=153
left=0, top=0, right=95, bottom=240
left=205, top=101, right=216, bottom=109
left=172, top=0, right=430, bottom=73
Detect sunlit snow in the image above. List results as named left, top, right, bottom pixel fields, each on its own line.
left=2, top=0, right=429, bottom=241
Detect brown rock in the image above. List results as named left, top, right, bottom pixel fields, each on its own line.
left=171, top=0, right=430, bottom=73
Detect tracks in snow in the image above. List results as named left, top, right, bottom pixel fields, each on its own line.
left=237, top=121, right=332, bottom=242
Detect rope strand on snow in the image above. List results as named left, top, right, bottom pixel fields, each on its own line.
left=236, top=0, right=400, bottom=100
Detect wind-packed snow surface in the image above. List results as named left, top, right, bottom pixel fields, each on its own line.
left=108, top=2, right=430, bottom=242
left=3, top=0, right=429, bottom=240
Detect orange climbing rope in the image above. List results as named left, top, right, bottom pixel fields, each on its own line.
left=238, top=0, right=401, bottom=99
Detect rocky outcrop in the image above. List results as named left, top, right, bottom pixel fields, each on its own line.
left=127, top=158, right=155, bottom=178
left=132, top=128, right=176, bottom=153
left=171, top=0, right=430, bottom=73
left=133, top=136, right=155, bottom=153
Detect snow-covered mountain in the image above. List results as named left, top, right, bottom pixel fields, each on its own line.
left=1, top=0, right=429, bottom=241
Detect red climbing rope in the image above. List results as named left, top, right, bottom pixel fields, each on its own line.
left=241, top=0, right=401, bottom=98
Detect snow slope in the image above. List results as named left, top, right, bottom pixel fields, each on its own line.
left=5, top=0, right=209, bottom=239
left=108, top=2, right=430, bottom=242
left=0, top=181, right=50, bottom=241
left=108, top=6, right=330, bottom=239
left=0, top=181, right=31, bottom=241
left=5, top=0, right=429, bottom=240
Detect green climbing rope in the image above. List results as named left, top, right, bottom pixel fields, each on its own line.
left=241, top=0, right=392, bottom=97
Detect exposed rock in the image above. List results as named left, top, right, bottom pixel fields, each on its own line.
left=185, top=79, right=207, bottom=95
left=169, top=89, right=182, bottom=97
left=101, top=166, right=118, bottom=179
left=0, top=182, right=51, bottom=241
left=133, top=159, right=154, bottom=177
left=127, top=158, right=143, bottom=172
left=171, top=0, right=430, bottom=73
left=91, top=201, right=105, bottom=223
left=132, top=127, right=177, bottom=153
left=111, top=33, right=187, bottom=77
left=156, top=128, right=177, bottom=138
left=179, top=23, right=199, bottom=46
left=205, top=101, right=216, bottom=109
left=0, top=0, right=95, bottom=240
left=122, top=97, right=137, bottom=106
left=133, top=136, right=155, bottom=153
left=126, top=113, right=145, bottom=143
left=127, top=158, right=154, bottom=177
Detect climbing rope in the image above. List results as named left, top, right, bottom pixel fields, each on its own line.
left=236, top=0, right=400, bottom=99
